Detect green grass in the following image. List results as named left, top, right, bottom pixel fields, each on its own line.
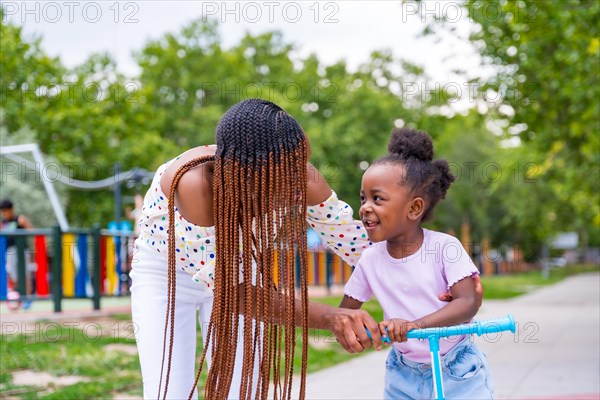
left=0, top=324, right=141, bottom=399
left=109, top=313, right=134, bottom=321
left=1, top=264, right=597, bottom=398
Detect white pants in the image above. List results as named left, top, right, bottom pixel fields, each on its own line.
left=130, top=249, right=259, bottom=399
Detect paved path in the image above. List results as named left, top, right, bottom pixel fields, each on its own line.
left=295, top=272, right=600, bottom=399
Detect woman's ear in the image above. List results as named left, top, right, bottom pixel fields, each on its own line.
left=408, top=197, right=425, bottom=220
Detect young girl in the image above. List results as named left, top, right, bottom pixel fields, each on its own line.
left=339, top=128, right=493, bottom=399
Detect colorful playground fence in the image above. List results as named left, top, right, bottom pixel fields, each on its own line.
left=0, top=227, right=137, bottom=312
left=0, top=227, right=353, bottom=312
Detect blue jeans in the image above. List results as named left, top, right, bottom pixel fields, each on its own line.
left=384, top=338, right=494, bottom=399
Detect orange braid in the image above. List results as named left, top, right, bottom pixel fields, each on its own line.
left=160, top=154, right=215, bottom=400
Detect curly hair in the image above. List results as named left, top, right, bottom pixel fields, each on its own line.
left=374, top=127, right=455, bottom=222
left=160, top=99, right=309, bottom=400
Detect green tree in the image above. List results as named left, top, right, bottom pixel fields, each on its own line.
left=421, top=0, right=600, bottom=251
left=0, top=8, right=63, bottom=141
left=1, top=12, right=489, bottom=233
left=1, top=12, right=175, bottom=226
left=134, top=20, right=431, bottom=213
left=470, top=0, right=599, bottom=248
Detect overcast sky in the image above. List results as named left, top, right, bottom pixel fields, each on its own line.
left=3, top=1, right=484, bottom=83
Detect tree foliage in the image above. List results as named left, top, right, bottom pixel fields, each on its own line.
left=419, top=0, right=600, bottom=250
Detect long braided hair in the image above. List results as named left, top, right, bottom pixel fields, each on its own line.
left=161, top=99, right=310, bottom=400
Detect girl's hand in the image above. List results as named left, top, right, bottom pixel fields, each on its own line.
left=378, top=319, right=420, bottom=343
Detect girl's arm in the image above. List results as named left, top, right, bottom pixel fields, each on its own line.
left=439, top=274, right=483, bottom=309
left=379, top=277, right=478, bottom=343
left=415, top=277, right=478, bottom=327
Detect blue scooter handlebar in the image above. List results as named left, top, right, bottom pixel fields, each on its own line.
left=407, top=314, right=516, bottom=339
left=366, top=314, right=516, bottom=343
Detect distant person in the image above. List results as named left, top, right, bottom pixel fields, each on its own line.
left=0, top=199, right=34, bottom=295
left=339, top=128, right=493, bottom=399
left=125, top=193, right=144, bottom=235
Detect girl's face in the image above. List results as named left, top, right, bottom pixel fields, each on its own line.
left=359, top=164, right=421, bottom=244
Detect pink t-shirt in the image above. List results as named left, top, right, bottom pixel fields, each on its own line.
left=344, top=228, right=479, bottom=363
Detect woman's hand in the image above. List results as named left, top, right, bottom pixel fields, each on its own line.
left=326, top=308, right=383, bottom=353
left=438, top=274, right=484, bottom=309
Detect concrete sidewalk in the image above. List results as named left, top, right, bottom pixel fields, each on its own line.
left=295, top=272, right=600, bottom=400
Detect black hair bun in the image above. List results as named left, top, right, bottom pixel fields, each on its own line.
left=433, top=159, right=456, bottom=198
left=388, top=128, right=434, bottom=162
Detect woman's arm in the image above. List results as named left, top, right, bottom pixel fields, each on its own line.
left=305, top=163, right=370, bottom=267
left=306, top=162, right=334, bottom=205
left=305, top=300, right=383, bottom=353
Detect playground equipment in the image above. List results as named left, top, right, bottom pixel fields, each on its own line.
left=367, top=314, right=516, bottom=400
left=0, top=144, right=69, bottom=230
left=1, top=143, right=155, bottom=230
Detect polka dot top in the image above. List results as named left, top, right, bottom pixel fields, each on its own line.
left=306, top=191, right=373, bottom=268
left=136, top=157, right=371, bottom=291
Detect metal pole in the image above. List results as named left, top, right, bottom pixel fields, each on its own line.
left=92, top=225, right=101, bottom=310
left=0, top=236, right=7, bottom=300
left=428, top=336, right=445, bottom=400
left=541, top=244, right=550, bottom=279
left=15, top=236, right=27, bottom=296
left=114, top=162, right=121, bottom=224
left=295, top=251, right=301, bottom=289
left=52, top=225, right=62, bottom=312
